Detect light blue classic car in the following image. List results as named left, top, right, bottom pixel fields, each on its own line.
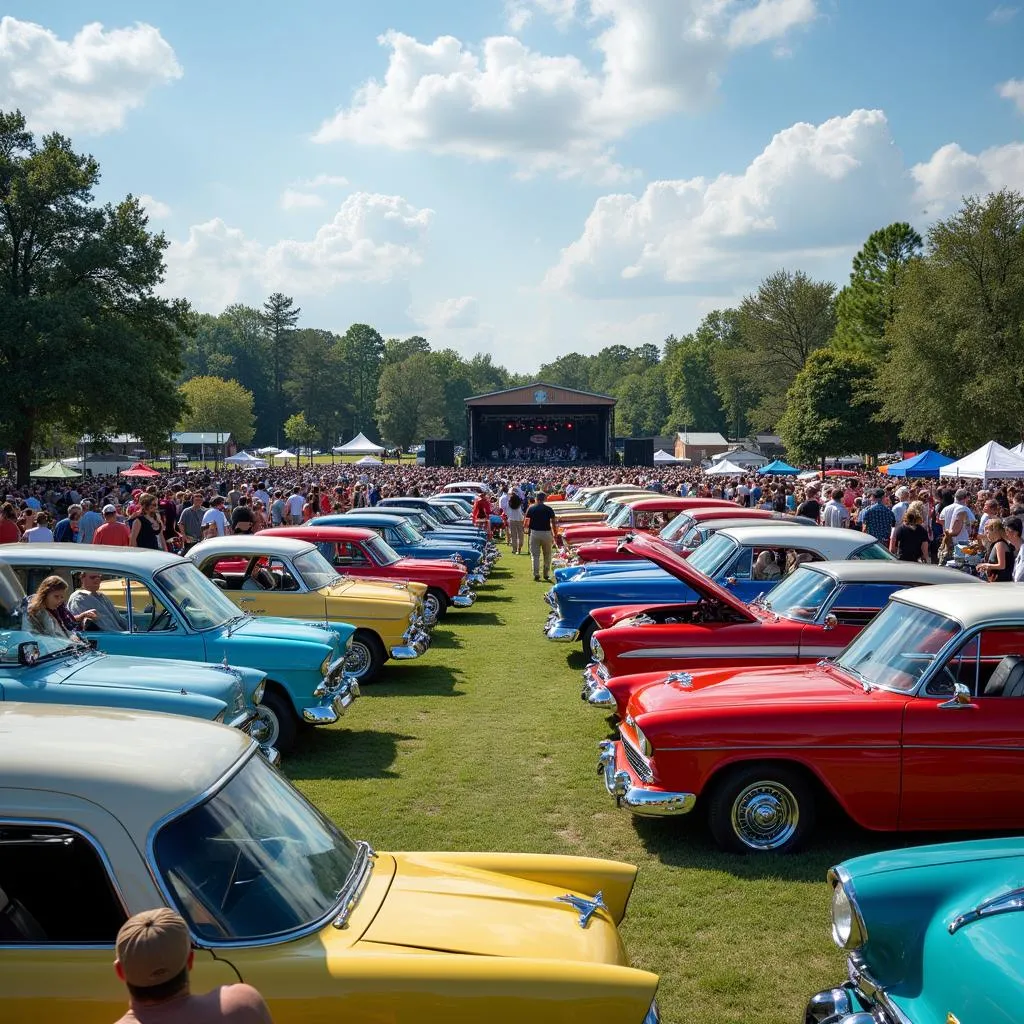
left=544, top=527, right=892, bottom=649
left=807, top=836, right=1024, bottom=1024
left=0, top=546, right=359, bottom=753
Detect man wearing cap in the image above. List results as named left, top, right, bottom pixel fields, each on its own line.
left=113, top=907, right=273, bottom=1022
left=93, top=505, right=132, bottom=546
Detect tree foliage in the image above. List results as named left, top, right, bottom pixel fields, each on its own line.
left=376, top=352, right=446, bottom=450
left=283, top=411, right=318, bottom=461
left=262, top=292, right=300, bottom=445
left=178, top=376, right=255, bottom=446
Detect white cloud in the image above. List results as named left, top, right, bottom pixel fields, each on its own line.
left=300, top=173, right=350, bottom=188
left=998, top=78, right=1024, bottom=113
left=164, top=193, right=433, bottom=309
left=280, top=188, right=326, bottom=210
left=911, top=141, right=1024, bottom=217
left=138, top=193, right=170, bottom=220
left=0, top=16, right=181, bottom=134
left=546, top=109, right=910, bottom=296
left=313, top=1, right=818, bottom=179
left=987, top=5, right=1019, bottom=23
left=418, top=295, right=481, bottom=329
left=505, top=0, right=579, bottom=31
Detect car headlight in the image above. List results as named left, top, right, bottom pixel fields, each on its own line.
left=320, top=654, right=332, bottom=676
left=633, top=723, right=653, bottom=758
left=253, top=680, right=266, bottom=705
left=590, top=635, right=604, bottom=662
left=830, top=869, right=867, bottom=950
left=213, top=708, right=227, bottom=722
left=345, top=634, right=353, bottom=652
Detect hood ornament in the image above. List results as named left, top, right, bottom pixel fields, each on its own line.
left=665, top=671, right=693, bottom=687
left=555, top=890, right=607, bottom=928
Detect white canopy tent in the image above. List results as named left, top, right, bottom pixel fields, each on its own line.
left=711, top=449, right=769, bottom=468
left=224, top=451, right=268, bottom=469
left=943, top=441, right=1024, bottom=482
left=275, top=449, right=298, bottom=461
left=355, top=455, right=382, bottom=465
left=334, top=432, right=385, bottom=455
left=256, top=445, right=281, bottom=456
left=653, top=449, right=689, bottom=464
left=704, top=459, right=746, bottom=476
left=1011, top=441, right=1024, bottom=457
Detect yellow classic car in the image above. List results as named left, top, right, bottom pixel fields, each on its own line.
left=188, top=536, right=431, bottom=682
left=0, top=705, right=660, bottom=1024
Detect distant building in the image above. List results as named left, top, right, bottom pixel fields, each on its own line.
left=674, top=431, right=730, bottom=462
left=172, top=432, right=236, bottom=460
left=77, top=434, right=144, bottom=457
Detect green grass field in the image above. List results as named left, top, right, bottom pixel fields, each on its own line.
left=283, top=550, right=880, bottom=1023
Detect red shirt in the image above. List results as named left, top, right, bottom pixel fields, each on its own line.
left=0, top=518, right=20, bottom=544
left=472, top=496, right=491, bottom=520
left=92, top=521, right=132, bottom=546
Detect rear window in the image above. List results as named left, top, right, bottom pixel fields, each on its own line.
left=851, top=542, right=895, bottom=561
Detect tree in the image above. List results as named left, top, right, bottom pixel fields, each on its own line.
left=777, top=350, right=886, bottom=467
left=734, top=270, right=837, bottom=430
left=376, top=352, right=446, bottom=450
left=616, top=367, right=669, bottom=436
left=262, top=292, right=300, bottom=445
left=832, top=222, right=923, bottom=363
left=383, top=335, right=430, bottom=366
left=284, top=329, right=346, bottom=448
left=0, top=109, right=187, bottom=483
left=429, top=348, right=474, bottom=444
left=178, top=376, right=255, bottom=446
left=337, top=323, right=385, bottom=438
left=879, top=190, right=1024, bottom=449
left=283, top=412, right=318, bottom=463
left=662, top=313, right=735, bottom=434
left=537, top=352, right=592, bottom=390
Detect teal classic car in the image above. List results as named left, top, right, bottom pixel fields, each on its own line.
left=0, top=546, right=359, bottom=753
left=806, top=837, right=1024, bottom=1023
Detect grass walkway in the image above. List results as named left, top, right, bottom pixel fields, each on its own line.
left=286, top=549, right=865, bottom=1023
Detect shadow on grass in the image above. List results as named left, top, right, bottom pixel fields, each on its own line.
left=427, top=628, right=463, bottom=650
left=566, top=651, right=588, bottom=671
left=287, top=727, right=414, bottom=781
left=372, top=665, right=467, bottom=698
left=449, top=610, right=503, bottom=626
left=474, top=592, right=513, bottom=603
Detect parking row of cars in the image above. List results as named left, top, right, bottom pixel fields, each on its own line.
left=540, top=483, right=1024, bottom=1023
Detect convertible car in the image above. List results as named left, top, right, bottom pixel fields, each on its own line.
left=582, top=560, right=971, bottom=715
left=260, top=525, right=475, bottom=622
left=598, top=583, right=1024, bottom=854
left=189, top=536, right=431, bottom=683
left=0, top=706, right=661, bottom=1024
left=544, top=528, right=893, bottom=649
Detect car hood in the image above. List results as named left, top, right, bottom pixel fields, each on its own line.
left=229, top=615, right=344, bottom=650
left=361, top=853, right=626, bottom=963
left=325, top=577, right=424, bottom=604
left=61, top=651, right=250, bottom=699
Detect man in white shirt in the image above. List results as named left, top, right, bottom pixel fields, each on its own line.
left=822, top=489, right=851, bottom=529
left=201, top=496, right=230, bottom=537
left=891, top=487, right=911, bottom=527
left=285, top=487, right=305, bottom=524
left=940, top=489, right=976, bottom=544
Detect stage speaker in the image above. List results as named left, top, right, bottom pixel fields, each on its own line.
left=425, top=438, right=455, bottom=467
left=623, top=438, right=654, bottom=466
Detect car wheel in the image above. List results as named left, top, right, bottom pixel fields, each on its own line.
left=424, top=588, right=449, bottom=624
left=345, top=631, right=384, bottom=683
left=708, top=764, right=815, bottom=854
left=254, top=688, right=297, bottom=754
left=579, top=617, right=596, bottom=655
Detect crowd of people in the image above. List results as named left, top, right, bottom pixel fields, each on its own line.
left=2, top=461, right=1023, bottom=582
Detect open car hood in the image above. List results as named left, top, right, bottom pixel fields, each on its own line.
left=619, top=535, right=754, bottom=621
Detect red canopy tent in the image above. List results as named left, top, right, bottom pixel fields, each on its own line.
left=120, top=462, right=161, bottom=478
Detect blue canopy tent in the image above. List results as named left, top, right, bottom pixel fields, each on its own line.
left=758, top=459, right=799, bottom=475
left=882, top=449, right=954, bottom=478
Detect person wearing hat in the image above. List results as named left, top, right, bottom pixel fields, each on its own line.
left=113, top=907, right=273, bottom=1022
left=92, top=505, right=132, bottom=546
left=891, top=486, right=911, bottom=528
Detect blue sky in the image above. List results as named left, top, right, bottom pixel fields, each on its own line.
left=4, top=1, right=1023, bottom=370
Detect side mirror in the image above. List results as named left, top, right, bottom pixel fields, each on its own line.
left=823, top=613, right=838, bottom=631
left=939, top=682, right=977, bottom=710
left=18, top=641, right=40, bottom=666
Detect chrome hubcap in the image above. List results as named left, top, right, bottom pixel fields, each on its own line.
left=345, top=641, right=372, bottom=678
left=731, top=782, right=799, bottom=850
left=250, top=706, right=279, bottom=747
left=423, top=593, right=441, bottom=624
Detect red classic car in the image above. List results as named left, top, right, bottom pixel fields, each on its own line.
left=582, top=560, right=969, bottom=716
left=560, top=497, right=735, bottom=549
left=598, top=582, right=1015, bottom=854
left=259, top=526, right=474, bottom=623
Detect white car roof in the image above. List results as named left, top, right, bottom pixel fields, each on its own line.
left=189, top=536, right=317, bottom=560
left=894, top=582, right=1024, bottom=628
left=0, top=704, right=246, bottom=842
left=717, top=524, right=880, bottom=553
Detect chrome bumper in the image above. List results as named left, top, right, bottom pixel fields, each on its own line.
left=392, top=628, right=431, bottom=660
left=544, top=610, right=579, bottom=642
left=452, top=591, right=476, bottom=608
left=301, top=688, right=355, bottom=726
left=581, top=662, right=615, bottom=709
left=597, top=740, right=696, bottom=817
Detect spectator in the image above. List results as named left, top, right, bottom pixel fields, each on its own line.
left=891, top=487, right=911, bottom=527
left=0, top=502, right=20, bottom=544
left=795, top=485, right=821, bottom=523
left=977, top=518, right=1015, bottom=581
left=821, top=488, right=850, bottom=529
left=525, top=491, right=557, bottom=582
left=270, top=490, right=286, bottom=526
left=177, top=492, right=207, bottom=551
left=53, top=503, right=83, bottom=543
left=978, top=497, right=1001, bottom=536
left=471, top=491, right=493, bottom=539
left=94, top=505, right=132, bottom=546
left=231, top=499, right=256, bottom=534
left=78, top=499, right=104, bottom=544
left=1004, top=516, right=1024, bottom=582
left=131, top=494, right=167, bottom=550
left=940, top=488, right=976, bottom=545
left=112, top=907, right=273, bottom=1023
left=890, top=502, right=930, bottom=562
left=201, top=495, right=230, bottom=538
left=286, top=487, right=305, bottom=524
left=859, top=488, right=895, bottom=543
left=67, top=571, right=128, bottom=631
left=506, top=490, right=525, bottom=554
left=22, top=511, right=54, bottom=543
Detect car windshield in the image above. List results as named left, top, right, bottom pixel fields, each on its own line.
left=607, top=504, right=634, bottom=528
left=428, top=504, right=456, bottom=523
left=685, top=533, right=738, bottom=578
left=835, top=601, right=960, bottom=693
left=764, top=568, right=836, bottom=622
left=395, top=520, right=423, bottom=544
left=157, top=562, right=241, bottom=630
left=365, top=535, right=401, bottom=566
left=659, top=513, right=692, bottom=543
left=154, top=754, right=361, bottom=942
left=294, top=550, right=343, bottom=590
left=851, top=542, right=896, bottom=560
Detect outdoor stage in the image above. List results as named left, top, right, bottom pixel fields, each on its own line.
left=465, top=383, right=616, bottom=465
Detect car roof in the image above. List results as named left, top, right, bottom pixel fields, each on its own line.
left=190, top=536, right=317, bottom=558
left=0, top=704, right=246, bottom=841
left=803, top=561, right=977, bottom=585
left=717, top=525, right=876, bottom=548
left=327, top=512, right=407, bottom=524
left=262, top=526, right=377, bottom=542
left=0, top=544, right=183, bottom=572
left=893, top=582, right=1024, bottom=626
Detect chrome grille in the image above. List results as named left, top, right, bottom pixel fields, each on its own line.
left=621, top=734, right=653, bottom=783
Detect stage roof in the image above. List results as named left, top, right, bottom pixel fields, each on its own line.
left=465, top=381, right=616, bottom=407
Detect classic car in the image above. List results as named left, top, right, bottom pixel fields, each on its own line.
left=260, top=525, right=475, bottom=622
left=369, top=504, right=495, bottom=549
left=544, top=528, right=893, bottom=649
left=559, top=497, right=736, bottom=549
left=0, top=545, right=357, bottom=753
left=377, top=496, right=472, bottom=524
left=582, top=560, right=971, bottom=715
left=546, top=488, right=656, bottom=525
left=598, top=582, right=1024, bottom=854
left=0, top=705, right=661, bottom=1024
left=189, top=536, right=431, bottom=683
left=313, top=512, right=491, bottom=578
left=439, top=480, right=489, bottom=494
left=806, top=836, right=1024, bottom=1024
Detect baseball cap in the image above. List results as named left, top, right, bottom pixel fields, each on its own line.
left=116, top=908, right=191, bottom=987
left=895, top=486, right=910, bottom=499
left=102, top=504, right=117, bottom=515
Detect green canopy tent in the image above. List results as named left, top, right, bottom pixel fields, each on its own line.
left=29, top=460, right=81, bottom=479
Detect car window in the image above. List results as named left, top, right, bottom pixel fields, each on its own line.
left=850, top=542, right=896, bottom=560
left=330, top=541, right=369, bottom=567
left=764, top=569, right=835, bottom=621
left=929, top=628, right=1024, bottom=698
left=828, top=583, right=906, bottom=626
left=0, top=823, right=126, bottom=944
left=685, top=533, right=737, bottom=577
left=96, top=576, right=173, bottom=633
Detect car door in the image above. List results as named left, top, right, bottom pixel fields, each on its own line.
left=900, top=626, right=1024, bottom=829
left=236, top=557, right=302, bottom=619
